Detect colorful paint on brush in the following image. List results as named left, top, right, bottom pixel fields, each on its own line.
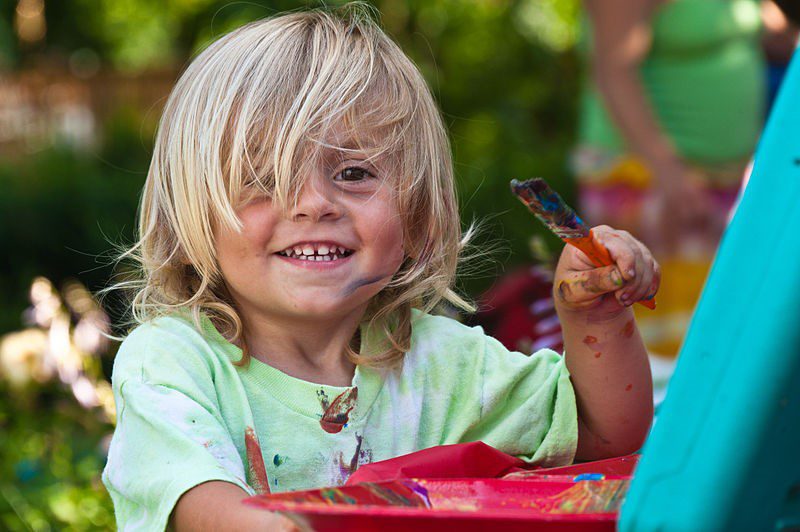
left=318, top=387, right=358, bottom=433
left=512, top=177, right=656, bottom=310
left=510, top=178, right=589, bottom=240
left=244, top=427, right=271, bottom=494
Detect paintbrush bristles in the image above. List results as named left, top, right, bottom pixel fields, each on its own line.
left=510, top=178, right=589, bottom=240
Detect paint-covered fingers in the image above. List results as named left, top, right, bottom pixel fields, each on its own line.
left=556, top=264, right=625, bottom=307
left=594, top=226, right=660, bottom=306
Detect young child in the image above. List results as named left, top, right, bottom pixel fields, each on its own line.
left=102, top=5, right=659, bottom=530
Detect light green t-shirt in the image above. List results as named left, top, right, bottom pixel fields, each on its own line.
left=102, top=311, right=577, bottom=531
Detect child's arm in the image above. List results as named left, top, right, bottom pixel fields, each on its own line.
left=172, top=481, right=301, bottom=531
left=553, top=225, right=659, bottom=460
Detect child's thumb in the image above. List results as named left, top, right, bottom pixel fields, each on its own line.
left=556, top=265, right=625, bottom=305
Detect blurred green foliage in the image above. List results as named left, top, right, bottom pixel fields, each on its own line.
left=0, top=380, right=115, bottom=531
left=0, top=0, right=581, bottom=529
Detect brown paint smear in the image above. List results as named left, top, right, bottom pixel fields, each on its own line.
left=319, top=387, right=358, bottom=434
left=621, top=319, right=635, bottom=339
left=244, top=427, right=271, bottom=494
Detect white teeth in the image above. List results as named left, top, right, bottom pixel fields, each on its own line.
left=280, top=244, right=351, bottom=259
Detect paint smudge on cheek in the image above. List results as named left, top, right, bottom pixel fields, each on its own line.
left=594, top=352, right=602, bottom=358
left=244, top=427, right=271, bottom=494
left=319, top=387, right=358, bottom=434
left=621, top=319, right=635, bottom=339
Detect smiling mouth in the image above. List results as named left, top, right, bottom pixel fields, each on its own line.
left=276, top=243, right=354, bottom=262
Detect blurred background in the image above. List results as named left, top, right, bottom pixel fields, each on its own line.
left=0, top=0, right=796, bottom=530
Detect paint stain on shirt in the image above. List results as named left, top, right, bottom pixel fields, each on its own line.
left=244, top=427, right=270, bottom=494
left=318, top=387, right=358, bottom=434
left=333, top=433, right=373, bottom=482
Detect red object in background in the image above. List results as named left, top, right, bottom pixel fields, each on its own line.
left=245, top=442, right=639, bottom=531
left=472, top=265, right=563, bottom=354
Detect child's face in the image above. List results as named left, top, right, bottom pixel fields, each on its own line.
left=214, top=142, right=405, bottom=327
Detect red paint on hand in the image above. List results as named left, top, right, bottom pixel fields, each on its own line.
left=319, top=387, right=358, bottom=434
left=621, top=319, right=635, bottom=339
left=583, top=335, right=598, bottom=345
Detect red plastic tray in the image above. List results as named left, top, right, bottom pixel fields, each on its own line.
left=245, top=455, right=638, bottom=530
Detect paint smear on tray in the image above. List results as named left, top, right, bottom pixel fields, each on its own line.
left=534, top=479, right=629, bottom=514
left=249, top=480, right=430, bottom=508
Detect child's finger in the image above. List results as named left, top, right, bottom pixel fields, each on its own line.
left=593, top=228, right=639, bottom=283
left=619, top=241, right=655, bottom=305
left=556, top=265, right=625, bottom=305
left=646, top=260, right=662, bottom=300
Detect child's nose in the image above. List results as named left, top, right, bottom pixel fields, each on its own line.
left=291, top=176, right=342, bottom=222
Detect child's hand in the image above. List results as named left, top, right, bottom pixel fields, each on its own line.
left=553, top=225, right=660, bottom=317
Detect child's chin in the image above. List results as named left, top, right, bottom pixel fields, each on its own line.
left=289, top=298, right=365, bottom=319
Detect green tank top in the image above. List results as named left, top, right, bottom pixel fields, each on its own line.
left=578, top=0, right=765, bottom=164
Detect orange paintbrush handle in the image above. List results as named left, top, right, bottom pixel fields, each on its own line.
left=565, top=230, right=656, bottom=310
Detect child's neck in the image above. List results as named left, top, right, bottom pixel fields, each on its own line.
left=241, top=311, right=362, bottom=387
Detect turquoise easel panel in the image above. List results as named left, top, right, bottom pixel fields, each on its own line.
left=619, top=50, right=800, bottom=531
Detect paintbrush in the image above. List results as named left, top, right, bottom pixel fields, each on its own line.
left=510, top=178, right=655, bottom=310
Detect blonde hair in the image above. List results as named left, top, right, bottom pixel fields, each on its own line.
left=118, top=3, right=473, bottom=368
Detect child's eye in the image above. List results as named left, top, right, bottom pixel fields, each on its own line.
left=335, top=166, right=375, bottom=182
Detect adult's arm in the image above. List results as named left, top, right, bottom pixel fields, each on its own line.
left=583, top=0, right=709, bottom=244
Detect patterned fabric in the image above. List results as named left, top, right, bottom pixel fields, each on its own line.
left=472, top=265, right=563, bottom=355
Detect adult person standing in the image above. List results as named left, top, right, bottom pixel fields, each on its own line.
left=573, top=0, right=764, bottom=357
